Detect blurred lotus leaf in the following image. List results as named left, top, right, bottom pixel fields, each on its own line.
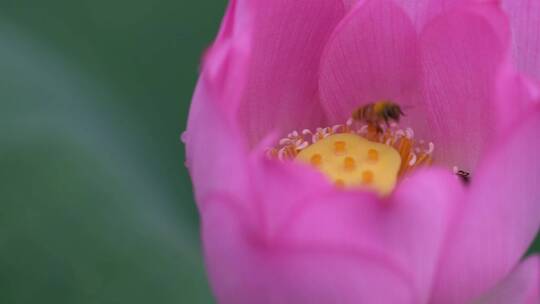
left=0, top=0, right=226, bottom=303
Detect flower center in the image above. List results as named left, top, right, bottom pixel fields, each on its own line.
left=296, top=133, right=401, bottom=195
left=267, top=118, right=435, bottom=196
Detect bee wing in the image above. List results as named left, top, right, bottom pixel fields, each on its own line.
left=399, top=104, right=418, bottom=115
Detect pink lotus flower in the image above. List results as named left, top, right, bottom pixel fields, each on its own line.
left=183, top=0, right=540, bottom=303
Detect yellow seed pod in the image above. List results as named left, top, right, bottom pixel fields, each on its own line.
left=295, top=133, right=402, bottom=196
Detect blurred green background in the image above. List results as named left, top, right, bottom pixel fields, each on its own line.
left=0, top=1, right=538, bottom=304
left=0, top=0, right=225, bottom=303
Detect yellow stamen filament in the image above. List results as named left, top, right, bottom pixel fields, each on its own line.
left=416, top=153, right=430, bottom=166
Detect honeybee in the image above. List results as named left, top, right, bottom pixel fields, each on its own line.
left=352, top=101, right=404, bottom=133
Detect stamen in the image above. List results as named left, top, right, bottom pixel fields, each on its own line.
left=279, top=138, right=291, bottom=145
left=268, top=116, right=436, bottom=194
left=416, top=153, right=430, bottom=166
left=297, top=141, right=309, bottom=150
left=358, top=125, right=369, bottom=135
left=426, top=142, right=434, bottom=154
left=405, top=128, right=414, bottom=138
left=408, top=153, right=417, bottom=166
